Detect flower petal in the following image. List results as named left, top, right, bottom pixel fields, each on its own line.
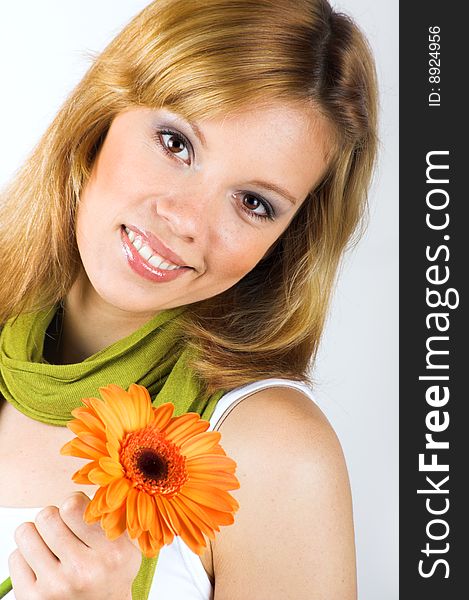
left=96, top=485, right=111, bottom=514
left=187, top=470, right=240, bottom=491
left=137, top=490, right=156, bottom=531
left=126, top=487, right=142, bottom=539
left=160, top=497, right=207, bottom=555
left=180, top=483, right=239, bottom=512
left=73, top=432, right=108, bottom=455
left=106, top=440, right=120, bottom=462
left=60, top=438, right=104, bottom=460
left=105, top=477, right=133, bottom=511
left=88, top=397, right=125, bottom=440
left=84, top=487, right=107, bottom=522
left=138, top=530, right=160, bottom=558
left=171, top=495, right=218, bottom=540
left=154, top=495, right=177, bottom=533
left=99, top=385, right=134, bottom=432
left=180, top=431, right=222, bottom=456
left=88, top=467, right=117, bottom=486
left=71, top=460, right=99, bottom=484
left=185, top=454, right=236, bottom=472
left=153, top=497, right=175, bottom=545
left=175, top=493, right=235, bottom=528
left=128, top=384, right=153, bottom=429
left=162, top=413, right=207, bottom=440
left=151, top=403, right=174, bottom=430
left=166, top=420, right=209, bottom=446
left=99, top=456, right=124, bottom=478
left=69, top=409, right=105, bottom=437
left=101, top=505, right=127, bottom=540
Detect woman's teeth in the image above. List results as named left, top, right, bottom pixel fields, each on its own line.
left=125, top=227, right=182, bottom=270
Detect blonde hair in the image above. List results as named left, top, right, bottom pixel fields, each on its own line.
left=0, top=0, right=378, bottom=393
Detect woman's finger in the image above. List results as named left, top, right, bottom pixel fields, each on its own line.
left=8, top=547, right=37, bottom=598
left=34, top=504, right=88, bottom=562
left=13, top=521, right=58, bottom=579
left=58, top=493, right=114, bottom=550
left=58, top=492, right=140, bottom=551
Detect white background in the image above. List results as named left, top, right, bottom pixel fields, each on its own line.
left=0, top=1, right=398, bottom=598
left=315, top=1, right=398, bottom=598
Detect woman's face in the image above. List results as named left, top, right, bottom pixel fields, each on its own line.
left=75, top=103, right=331, bottom=317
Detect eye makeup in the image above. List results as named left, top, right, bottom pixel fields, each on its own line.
left=235, top=192, right=276, bottom=222
left=154, top=128, right=193, bottom=165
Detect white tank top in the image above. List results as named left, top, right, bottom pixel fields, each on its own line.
left=0, top=378, right=314, bottom=599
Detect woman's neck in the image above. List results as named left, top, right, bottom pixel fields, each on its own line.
left=50, top=271, right=160, bottom=364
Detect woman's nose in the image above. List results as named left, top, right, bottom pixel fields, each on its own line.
left=154, top=186, right=215, bottom=242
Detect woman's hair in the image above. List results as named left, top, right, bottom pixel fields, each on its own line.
left=0, top=0, right=378, bottom=393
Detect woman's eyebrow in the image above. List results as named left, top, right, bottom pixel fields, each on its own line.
left=186, top=118, right=207, bottom=148
left=166, top=111, right=207, bottom=148
left=247, top=179, right=298, bottom=205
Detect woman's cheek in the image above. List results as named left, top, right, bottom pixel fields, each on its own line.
left=212, top=243, right=267, bottom=283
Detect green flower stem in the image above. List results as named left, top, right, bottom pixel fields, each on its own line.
left=0, top=576, right=12, bottom=598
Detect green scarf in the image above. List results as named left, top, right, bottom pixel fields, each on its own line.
left=0, top=305, right=225, bottom=599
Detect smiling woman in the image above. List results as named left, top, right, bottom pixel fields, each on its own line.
left=74, top=105, right=330, bottom=322
left=0, top=1, right=378, bottom=599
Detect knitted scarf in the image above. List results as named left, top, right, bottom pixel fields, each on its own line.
left=0, top=305, right=225, bottom=599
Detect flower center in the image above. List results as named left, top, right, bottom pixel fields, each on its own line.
left=120, top=425, right=188, bottom=496
left=136, top=449, right=168, bottom=481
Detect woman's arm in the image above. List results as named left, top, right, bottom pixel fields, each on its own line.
left=212, top=387, right=357, bottom=600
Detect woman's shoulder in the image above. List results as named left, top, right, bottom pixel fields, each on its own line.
left=211, top=382, right=356, bottom=599
left=218, top=381, right=346, bottom=487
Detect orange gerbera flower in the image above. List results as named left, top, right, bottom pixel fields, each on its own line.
left=60, top=384, right=239, bottom=557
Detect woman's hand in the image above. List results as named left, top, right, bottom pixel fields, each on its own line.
left=8, top=492, right=142, bottom=600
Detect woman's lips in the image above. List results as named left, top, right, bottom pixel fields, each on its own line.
left=126, top=225, right=189, bottom=267
left=120, top=226, right=192, bottom=283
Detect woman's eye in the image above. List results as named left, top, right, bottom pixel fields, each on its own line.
left=158, top=130, right=191, bottom=163
left=239, top=193, right=275, bottom=221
